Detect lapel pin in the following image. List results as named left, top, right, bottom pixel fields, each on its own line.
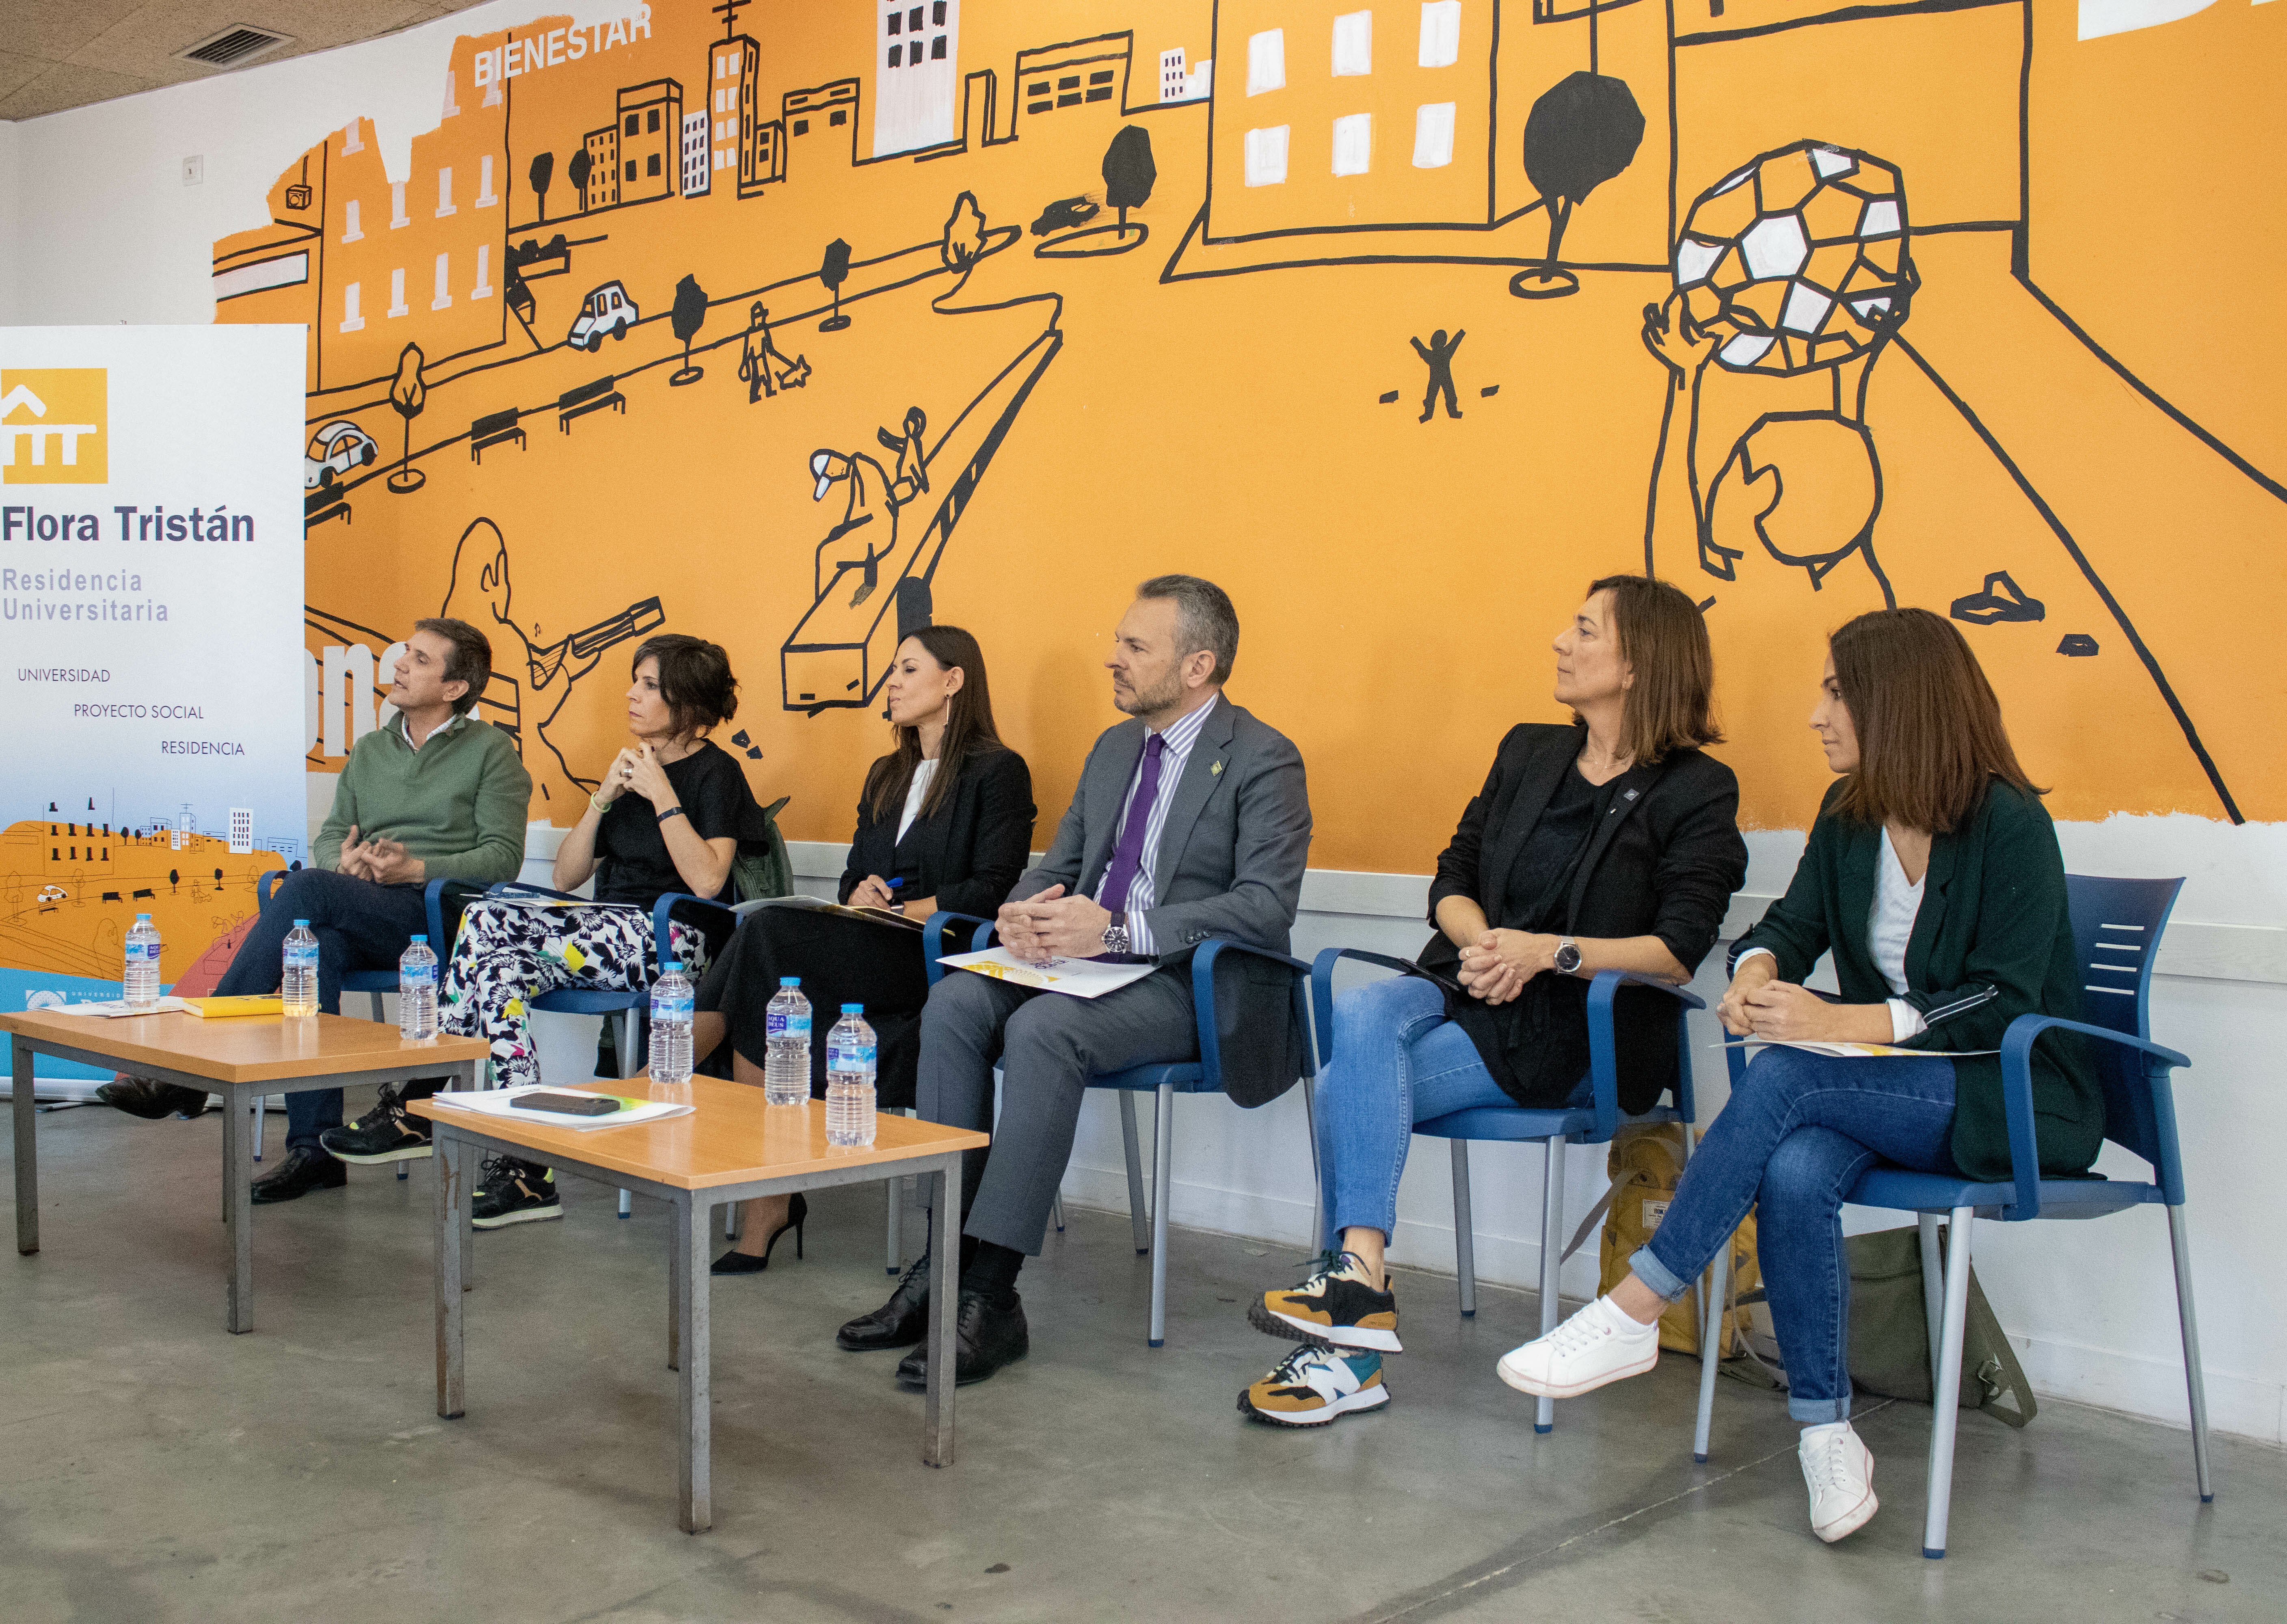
left=1624, top=788, right=1639, bottom=801
left=1211, top=759, right=1224, bottom=777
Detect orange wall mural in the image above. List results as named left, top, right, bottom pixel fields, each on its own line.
left=213, top=0, right=2287, bottom=875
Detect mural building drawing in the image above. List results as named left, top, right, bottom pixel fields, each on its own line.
left=200, top=0, right=2281, bottom=883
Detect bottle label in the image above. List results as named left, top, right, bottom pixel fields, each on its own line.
left=653, top=988, right=694, bottom=1021
left=830, top=1044, right=878, bottom=1070
left=126, top=942, right=160, bottom=963
left=285, top=945, right=319, bottom=969
left=401, top=965, right=437, bottom=988
left=767, top=1011, right=811, bottom=1039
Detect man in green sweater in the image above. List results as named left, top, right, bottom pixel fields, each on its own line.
left=97, top=618, right=533, bottom=1203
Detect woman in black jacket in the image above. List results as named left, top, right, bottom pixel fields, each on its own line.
left=1237, top=576, right=1747, bottom=1427
left=1497, top=607, right=2087, bottom=1548
left=700, top=625, right=1034, bottom=1272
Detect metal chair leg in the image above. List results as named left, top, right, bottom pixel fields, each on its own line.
left=618, top=1008, right=638, bottom=1219
left=724, top=1203, right=740, bottom=1242
left=1118, top=1090, right=1149, bottom=1255
left=1148, top=1083, right=1174, bottom=1347
left=1449, top=1139, right=1477, bottom=1318
left=2167, top=1203, right=2216, bottom=1502
left=1693, top=1235, right=1729, bottom=1462
left=1301, top=1075, right=1324, bottom=1249
left=1535, top=1138, right=1567, bottom=1434
left=1052, top=1192, right=1065, bottom=1232
left=1921, top=1206, right=1977, bottom=1559
left=1918, top=1212, right=1945, bottom=1391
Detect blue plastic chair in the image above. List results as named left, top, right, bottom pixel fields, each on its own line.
left=1312, top=950, right=1707, bottom=1434
left=253, top=870, right=451, bottom=1175
left=924, top=911, right=1319, bottom=1347
left=485, top=883, right=737, bottom=1217
left=1689, top=874, right=2207, bottom=1558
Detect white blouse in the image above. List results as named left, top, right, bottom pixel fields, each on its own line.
left=1734, top=825, right=1927, bottom=1043
left=896, top=758, right=938, bottom=844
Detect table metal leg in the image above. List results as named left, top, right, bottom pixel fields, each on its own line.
left=924, top=1157, right=961, bottom=1468
left=437, top=1130, right=468, bottom=1419
left=676, top=1195, right=712, bottom=1533
left=12, top=1038, right=37, bottom=1256
left=225, top=1085, right=254, bottom=1333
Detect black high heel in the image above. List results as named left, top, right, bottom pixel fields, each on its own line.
left=711, top=1192, right=807, bottom=1275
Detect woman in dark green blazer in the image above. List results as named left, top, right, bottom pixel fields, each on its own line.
left=1493, top=607, right=2090, bottom=1548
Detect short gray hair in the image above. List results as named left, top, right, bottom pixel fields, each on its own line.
left=1136, top=574, right=1239, bottom=686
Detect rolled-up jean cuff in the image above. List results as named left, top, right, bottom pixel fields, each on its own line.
left=1628, top=1244, right=1692, bottom=1303
left=1788, top=1393, right=1853, bottom=1424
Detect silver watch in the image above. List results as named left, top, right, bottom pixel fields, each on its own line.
left=1553, top=937, right=1583, bottom=976
left=1102, top=914, right=1131, bottom=957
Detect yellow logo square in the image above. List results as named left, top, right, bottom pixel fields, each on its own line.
left=1, top=369, right=108, bottom=484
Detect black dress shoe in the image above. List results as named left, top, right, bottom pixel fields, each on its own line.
left=894, top=1289, right=1028, bottom=1388
left=837, top=1251, right=932, bottom=1350
left=249, top=1147, right=348, bottom=1204
left=711, top=1192, right=807, bottom=1275
left=96, top=1075, right=210, bottom=1119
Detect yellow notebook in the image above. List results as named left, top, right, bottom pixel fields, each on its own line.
left=183, top=996, right=286, bottom=1019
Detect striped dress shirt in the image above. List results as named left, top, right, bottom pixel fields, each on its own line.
left=1096, top=693, right=1219, bottom=955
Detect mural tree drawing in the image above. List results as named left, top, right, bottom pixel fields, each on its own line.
left=669, top=274, right=708, bottom=385
left=942, top=192, right=986, bottom=273
left=1511, top=70, right=1645, bottom=300
left=528, top=152, right=554, bottom=223
left=1105, top=125, right=1155, bottom=234
left=386, top=343, right=426, bottom=494
left=567, top=147, right=593, bottom=214
left=819, top=238, right=853, bottom=333
left=1037, top=127, right=1156, bottom=259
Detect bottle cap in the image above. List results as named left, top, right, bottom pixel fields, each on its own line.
left=841, top=1003, right=862, bottom=1014
left=293, top=919, right=309, bottom=929
left=135, top=912, right=151, bottom=922
left=411, top=934, right=428, bottom=944
left=780, top=976, right=800, bottom=988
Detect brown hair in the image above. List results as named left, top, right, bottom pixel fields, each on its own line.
left=1579, top=574, right=1723, bottom=764
left=411, top=617, right=493, bottom=716
left=1827, top=607, right=2041, bottom=833
left=862, top=625, right=1004, bottom=823
left=631, top=633, right=738, bottom=739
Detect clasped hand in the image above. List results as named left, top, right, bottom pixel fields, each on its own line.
left=598, top=742, right=674, bottom=810
left=1455, top=930, right=1556, bottom=1006
left=1716, top=961, right=1836, bottom=1041
left=995, top=885, right=1113, bottom=964
left=338, top=824, right=424, bottom=885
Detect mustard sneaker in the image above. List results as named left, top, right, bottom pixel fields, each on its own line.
left=1239, top=1344, right=1391, bottom=1428
left=1249, top=1250, right=1402, bottom=1353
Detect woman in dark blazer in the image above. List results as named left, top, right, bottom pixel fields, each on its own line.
left=1498, top=606, right=2089, bottom=1548
left=697, top=625, right=1034, bottom=1272
left=1236, top=576, right=1747, bottom=1429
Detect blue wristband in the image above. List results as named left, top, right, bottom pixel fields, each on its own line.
left=656, top=806, right=686, bottom=825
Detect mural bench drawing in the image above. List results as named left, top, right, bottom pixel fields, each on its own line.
left=556, top=376, right=625, bottom=433
left=471, top=407, right=526, bottom=462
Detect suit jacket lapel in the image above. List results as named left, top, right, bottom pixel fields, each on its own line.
left=1563, top=756, right=1670, bottom=924
left=1148, top=698, right=1239, bottom=889
left=1079, top=720, right=1147, bottom=895
left=1482, top=732, right=1575, bottom=924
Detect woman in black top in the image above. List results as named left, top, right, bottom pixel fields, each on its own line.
left=411, top=635, right=770, bottom=1226
left=1238, top=576, right=1747, bottom=1426
left=698, top=625, right=1034, bottom=1271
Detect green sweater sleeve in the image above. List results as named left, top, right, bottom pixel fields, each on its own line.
left=313, top=778, right=355, bottom=872
left=419, top=729, right=534, bottom=884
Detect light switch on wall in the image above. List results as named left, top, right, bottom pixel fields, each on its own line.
left=182, top=155, right=204, bottom=186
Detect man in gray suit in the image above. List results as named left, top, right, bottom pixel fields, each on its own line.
left=837, top=575, right=1313, bottom=1386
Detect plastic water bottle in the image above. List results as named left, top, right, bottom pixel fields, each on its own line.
left=649, top=959, right=696, bottom=1084
left=825, top=1004, right=877, bottom=1147
left=123, top=913, right=162, bottom=1009
left=283, top=920, right=320, bottom=1018
left=764, top=977, right=811, bottom=1106
left=398, top=935, right=439, bottom=1040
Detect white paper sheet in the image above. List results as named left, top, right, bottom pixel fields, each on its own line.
left=425, top=1084, right=696, bottom=1129
left=53, top=997, right=196, bottom=1018
left=939, top=947, right=1157, bottom=1000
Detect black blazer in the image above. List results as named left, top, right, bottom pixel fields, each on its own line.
left=839, top=744, right=1036, bottom=919
left=1422, top=723, right=1748, bottom=1112
left=1731, top=777, right=2099, bottom=1182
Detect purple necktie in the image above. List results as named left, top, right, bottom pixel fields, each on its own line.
left=1098, top=733, right=1166, bottom=914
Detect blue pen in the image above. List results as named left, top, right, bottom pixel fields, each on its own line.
left=887, top=877, right=906, bottom=914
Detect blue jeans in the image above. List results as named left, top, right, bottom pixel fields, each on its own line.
left=1315, top=974, right=1591, bottom=1250
left=1631, top=1044, right=1960, bottom=1423
left=212, top=868, right=433, bottom=1153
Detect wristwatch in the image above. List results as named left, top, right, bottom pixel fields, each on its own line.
left=1101, top=912, right=1131, bottom=957
left=1553, top=937, right=1583, bottom=976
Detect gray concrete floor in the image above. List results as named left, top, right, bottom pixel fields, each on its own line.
left=4, top=1096, right=2281, bottom=1624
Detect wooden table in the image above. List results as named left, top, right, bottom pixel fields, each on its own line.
left=411, top=1081, right=988, bottom=1533
left=4, top=1008, right=486, bottom=1332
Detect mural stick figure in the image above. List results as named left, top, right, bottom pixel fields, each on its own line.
left=737, top=303, right=810, bottom=401
left=1643, top=142, right=1918, bottom=605
left=440, top=518, right=665, bottom=800
left=1411, top=330, right=1466, bottom=423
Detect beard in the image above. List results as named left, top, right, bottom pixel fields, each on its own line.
left=1113, top=667, right=1185, bottom=717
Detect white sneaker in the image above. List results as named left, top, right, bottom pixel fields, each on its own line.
left=1495, top=1295, right=1661, bottom=1398
left=1799, top=1421, right=1880, bottom=1543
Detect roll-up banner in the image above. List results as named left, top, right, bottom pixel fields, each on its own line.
left=2, top=325, right=305, bottom=1090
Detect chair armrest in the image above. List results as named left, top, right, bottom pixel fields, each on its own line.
left=1996, top=1013, right=2192, bottom=1217
left=1308, top=947, right=1458, bottom=1073
left=1584, top=970, right=1706, bottom=1141
left=421, top=879, right=452, bottom=951
left=1191, top=939, right=1312, bottom=1091
left=651, top=892, right=739, bottom=975
left=923, top=911, right=998, bottom=986
left=259, top=869, right=286, bottom=907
